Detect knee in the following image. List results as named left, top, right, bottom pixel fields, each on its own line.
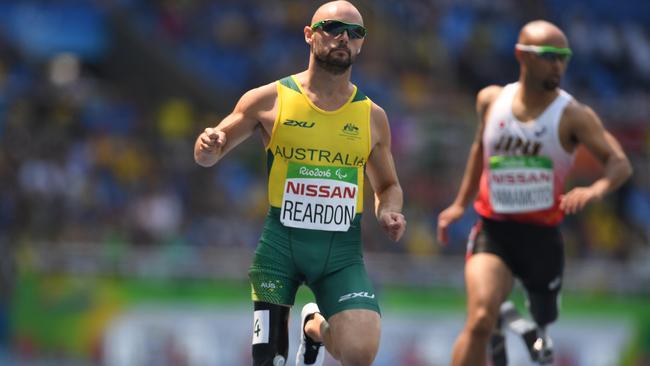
left=466, top=305, right=499, bottom=339
left=338, top=344, right=377, bottom=366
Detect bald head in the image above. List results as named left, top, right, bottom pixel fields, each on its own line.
left=311, top=1, right=363, bottom=26
left=518, top=20, right=568, bottom=48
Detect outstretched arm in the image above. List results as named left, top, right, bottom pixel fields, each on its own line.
left=366, top=104, right=406, bottom=242
left=436, top=85, right=501, bottom=245
left=194, top=84, right=276, bottom=167
left=560, top=104, right=633, bottom=214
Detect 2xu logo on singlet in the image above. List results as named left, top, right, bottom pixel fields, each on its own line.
left=489, top=156, right=554, bottom=214
left=280, top=162, right=358, bottom=232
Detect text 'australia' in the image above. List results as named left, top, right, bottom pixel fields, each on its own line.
left=274, top=146, right=365, bottom=167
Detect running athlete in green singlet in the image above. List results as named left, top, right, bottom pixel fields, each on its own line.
left=193, top=2, right=406, bottom=366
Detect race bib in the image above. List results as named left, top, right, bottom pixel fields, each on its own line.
left=280, top=162, right=358, bottom=231
left=489, top=156, right=554, bottom=214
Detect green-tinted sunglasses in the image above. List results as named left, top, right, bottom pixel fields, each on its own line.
left=516, top=44, right=573, bottom=62
left=311, top=19, right=367, bottom=39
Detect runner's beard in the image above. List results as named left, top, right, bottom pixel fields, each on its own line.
left=314, top=47, right=353, bottom=75
left=543, top=77, right=560, bottom=91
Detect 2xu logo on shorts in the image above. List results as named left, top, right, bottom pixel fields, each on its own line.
left=338, top=291, right=375, bottom=303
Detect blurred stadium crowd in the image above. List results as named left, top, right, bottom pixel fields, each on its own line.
left=0, top=0, right=649, bottom=364
left=0, top=0, right=648, bottom=272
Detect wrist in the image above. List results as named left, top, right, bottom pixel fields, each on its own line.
left=590, top=180, right=610, bottom=200
left=376, top=208, right=400, bottom=219
left=195, top=150, right=220, bottom=167
left=451, top=201, right=467, bottom=210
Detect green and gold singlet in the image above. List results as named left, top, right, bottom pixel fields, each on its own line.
left=249, top=75, right=379, bottom=318
left=266, top=75, right=371, bottom=231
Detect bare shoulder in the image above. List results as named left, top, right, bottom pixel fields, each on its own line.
left=237, top=81, right=278, bottom=114
left=558, top=98, right=608, bottom=152
left=369, top=101, right=390, bottom=149
left=561, top=99, right=603, bottom=133
left=370, top=101, right=389, bottom=126
left=476, top=85, right=503, bottom=112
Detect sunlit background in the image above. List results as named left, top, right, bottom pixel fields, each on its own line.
left=0, top=0, right=648, bottom=365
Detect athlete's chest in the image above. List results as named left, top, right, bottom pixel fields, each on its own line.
left=484, top=89, right=567, bottom=158
left=270, top=77, right=371, bottom=160
left=277, top=114, right=366, bottom=142
left=272, top=96, right=370, bottom=156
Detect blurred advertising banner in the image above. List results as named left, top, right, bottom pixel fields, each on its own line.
left=10, top=272, right=648, bottom=366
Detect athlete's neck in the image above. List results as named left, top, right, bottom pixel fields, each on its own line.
left=295, top=66, right=355, bottom=111
left=303, top=64, right=352, bottom=95
left=518, top=80, right=559, bottom=110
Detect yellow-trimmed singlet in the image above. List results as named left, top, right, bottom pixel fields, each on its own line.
left=266, top=75, right=372, bottom=232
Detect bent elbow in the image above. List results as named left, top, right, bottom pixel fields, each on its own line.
left=194, top=152, right=216, bottom=167
left=624, top=160, right=633, bottom=181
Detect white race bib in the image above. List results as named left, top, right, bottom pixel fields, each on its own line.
left=489, top=156, right=554, bottom=213
left=280, top=163, right=358, bottom=231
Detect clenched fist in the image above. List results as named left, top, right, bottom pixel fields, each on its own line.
left=198, top=127, right=227, bottom=154
left=379, top=211, right=406, bottom=242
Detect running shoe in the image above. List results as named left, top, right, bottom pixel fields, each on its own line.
left=295, top=303, right=324, bottom=366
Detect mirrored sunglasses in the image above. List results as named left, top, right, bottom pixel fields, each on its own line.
left=516, top=44, right=573, bottom=62
left=311, top=19, right=367, bottom=39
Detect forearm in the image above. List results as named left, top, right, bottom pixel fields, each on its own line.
left=452, top=143, right=483, bottom=208
left=374, top=183, right=403, bottom=218
left=193, top=95, right=263, bottom=168
left=590, top=155, right=633, bottom=198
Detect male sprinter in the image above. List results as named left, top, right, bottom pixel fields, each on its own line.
left=194, top=2, right=406, bottom=365
left=437, top=20, right=632, bottom=365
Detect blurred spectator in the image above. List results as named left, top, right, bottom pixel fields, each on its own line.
left=0, top=0, right=647, bottom=363
left=0, top=0, right=646, bottom=266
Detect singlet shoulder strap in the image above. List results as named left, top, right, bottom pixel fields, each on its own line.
left=278, top=76, right=301, bottom=94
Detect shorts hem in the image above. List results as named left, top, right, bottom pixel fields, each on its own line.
left=323, top=301, right=381, bottom=319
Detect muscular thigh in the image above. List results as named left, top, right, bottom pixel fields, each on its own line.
left=328, top=309, right=380, bottom=352
left=249, top=209, right=378, bottom=316
left=466, top=220, right=515, bottom=307
left=291, top=214, right=380, bottom=319
left=248, top=210, right=303, bottom=305
left=464, top=253, right=513, bottom=310
left=308, top=261, right=380, bottom=319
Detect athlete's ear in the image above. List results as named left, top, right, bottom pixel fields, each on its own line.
left=304, top=25, right=314, bottom=45
left=514, top=47, right=524, bottom=62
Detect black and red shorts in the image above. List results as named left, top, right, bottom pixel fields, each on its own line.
left=468, top=216, right=564, bottom=325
